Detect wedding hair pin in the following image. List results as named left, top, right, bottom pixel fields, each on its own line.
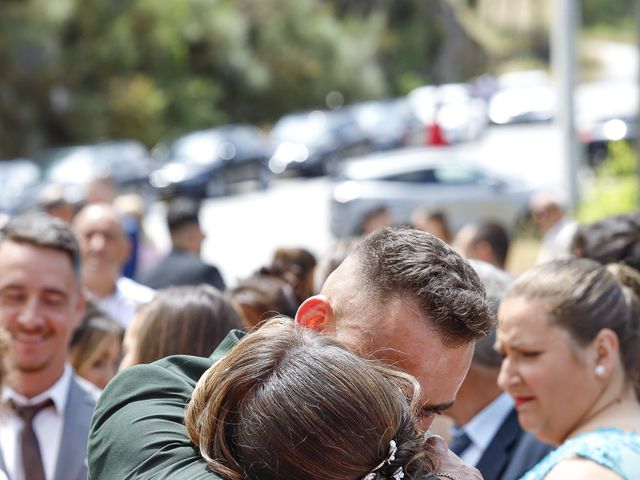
left=362, top=440, right=400, bottom=480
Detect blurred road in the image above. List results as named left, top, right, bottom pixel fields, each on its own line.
left=144, top=122, right=565, bottom=284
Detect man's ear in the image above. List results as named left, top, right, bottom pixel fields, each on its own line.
left=295, top=295, right=333, bottom=333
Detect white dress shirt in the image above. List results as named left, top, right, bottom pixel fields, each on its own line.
left=455, top=392, right=514, bottom=467
left=97, top=276, right=155, bottom=328
left=0, top=365, right=73, bottom=480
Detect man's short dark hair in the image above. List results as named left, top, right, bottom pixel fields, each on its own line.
left=167, top=198, right=201, bottom=233
left=354, top=226, right=493, bottom=347
left=470, top=221, right=510, bottom=269
left=0, top=212, right=81, bottom=277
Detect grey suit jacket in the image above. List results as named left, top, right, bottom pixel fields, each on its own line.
left=0, top=374, right=98, bottom=480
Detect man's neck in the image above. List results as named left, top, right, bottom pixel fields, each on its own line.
left=85, top=276, right=118, bottom=299
left=8, top=364, right=65, bottom=399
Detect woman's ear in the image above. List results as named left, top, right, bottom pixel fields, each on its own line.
left=591, top=328, right=619, bottom=377
left=295, top=295, right=334, bottom=333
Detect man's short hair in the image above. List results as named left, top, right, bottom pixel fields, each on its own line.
left=0, top=212, right=81, bottom=277
left=354, top=226, right=493, bottom=346
left=167, top=198, right=201, bottom=233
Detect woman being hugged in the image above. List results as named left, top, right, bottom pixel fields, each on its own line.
left=185, top=317, right=435, bottom=480
left=496, top=258, right=640, bottom=480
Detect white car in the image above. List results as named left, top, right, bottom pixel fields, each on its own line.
left=329, top=147, right=536, bottom=238
left=488, top=70, right=557, bottom=125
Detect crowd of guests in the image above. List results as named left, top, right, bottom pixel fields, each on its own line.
left=0, top=179, right=638, bottom=480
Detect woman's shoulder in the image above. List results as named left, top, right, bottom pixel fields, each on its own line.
left=544, top=458, right=621, bottom=480
left=521, top=428, right=640, bottom=480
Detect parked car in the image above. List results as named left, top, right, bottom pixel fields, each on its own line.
left=346, top=98, right=423, bottom=151
left=488, top=70, right=556, bottom=125
left=36, top=140, right=155, bottom=203
left=268, top=109, right=371, bottom=176
left=329, top=146, right=536, bottom=238
left=0, top=158, right=41, bottom=214
left=407, top=83, right=489, bottom=144
left=150, top=124, right=273, bottom=199
left=578, top=115, right=637, bottom=168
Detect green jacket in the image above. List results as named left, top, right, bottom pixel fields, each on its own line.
left=88, top=330, right=440, bottom=479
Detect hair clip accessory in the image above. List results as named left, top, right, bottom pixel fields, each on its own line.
left=361, top=440, right=400, bottom=480
left=392, top=466, right=405, bottom=479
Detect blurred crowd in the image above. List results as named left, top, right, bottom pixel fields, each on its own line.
left=0, top=175, right=639, bottom=480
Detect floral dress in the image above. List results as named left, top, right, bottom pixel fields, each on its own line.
left=520, top=428, right=640, bottom=480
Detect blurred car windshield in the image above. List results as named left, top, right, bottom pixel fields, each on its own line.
left=39, top=141, right=150, bottom=184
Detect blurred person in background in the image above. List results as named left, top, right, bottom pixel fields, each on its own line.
left=73, top=203, right=155, bottom=328
left=496, top=259, right=640, bottom=479
left=228, top=272, right=299, bottom=330
left=37, top=184, right=76, bottom=224
left=119, top=284, right=242, bottom=370
left=0, top=328, right=9, bottom=480
left=0, top=213, right=98, bottom=480
left=358, top=205, right=393, bottom=235
left=82, top=176, right=116, bottom=206
left=571, top=211, right=640, bottom=272
left=113, top=193, right=165, bottom=276
left=184, top=317, right=437, bottom=480
left=411, top=208, right=452, bottom=244
left=529, top=190, right=577, bottom=264
left=453, top=221, right=510, bottom=271
left=89, top=226, right=494, bottom=480
left=269, top=247, right=317, bottom=304
left=136, top=197, right=225, bottom=291
left=444, top=260, right=551, bottom=480
left=69, top=302, right=123, bottom=390
left=606, top=262, right=640, bottom=299
left=313, top=236, right=361, bottom=294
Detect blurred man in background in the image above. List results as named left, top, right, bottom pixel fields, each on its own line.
left=73, top=203, right=154, bottom=328
left=444, top=260, right=551, bottom=480
left=136, top=197, right=225, bottom=291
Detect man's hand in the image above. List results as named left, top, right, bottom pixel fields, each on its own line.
left=426, top=435, right=483, bottom=480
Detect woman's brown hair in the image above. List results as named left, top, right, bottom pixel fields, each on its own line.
left=504, top=258, right=640, bottom=389
left=131, top=284, right=243, bottom=365
left=185, top=317, right=433, bottom=480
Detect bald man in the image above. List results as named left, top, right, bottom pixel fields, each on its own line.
left=73, top=203, right=154, bottom=327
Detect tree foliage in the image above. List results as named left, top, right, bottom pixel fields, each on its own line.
left=0, top=0, right=487, bottom=158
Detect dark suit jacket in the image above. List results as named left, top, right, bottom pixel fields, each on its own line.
left=136, top=249, right=225, bottom=291
left=475, top=409, right=552, bottom=480
left=0, top=374, right=98, bottom=480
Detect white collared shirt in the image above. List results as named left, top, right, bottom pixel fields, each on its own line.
left=0, top=365, right=73, bottom=480
left=455, top=392, right=514, bottom=467
left=97, top=276, right=155, bottom=328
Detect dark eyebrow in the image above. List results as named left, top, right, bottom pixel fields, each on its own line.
left=420, top=400, right=455, bottom=415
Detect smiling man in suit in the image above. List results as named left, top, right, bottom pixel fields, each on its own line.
left=0, top=213, right=98, bottom=480
left=445, top=260, right=552, bottom=480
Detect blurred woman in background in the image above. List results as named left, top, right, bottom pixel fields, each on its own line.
left=120, top=285, right=243, bottom=370
left=69, top=304, right=123, bottom=389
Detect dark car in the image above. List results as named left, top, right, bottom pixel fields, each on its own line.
left=346, top=98, right=423, bottom=151
left=268, top=109, right=372, bottom=176
left=578, top=115, right=637, bottom=168
left=35, top=140, right=155, bottom=203
left=150, top=125, right=273, bottom=199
